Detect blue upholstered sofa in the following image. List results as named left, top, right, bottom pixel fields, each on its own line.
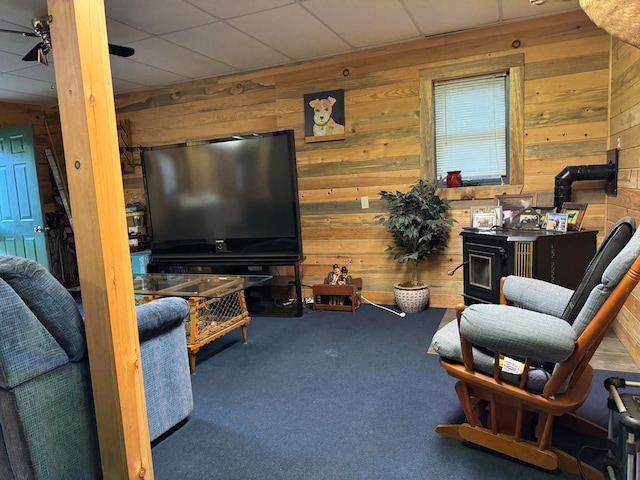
left=0, top=255, right=193, bottom=480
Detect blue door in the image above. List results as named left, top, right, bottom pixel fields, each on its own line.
left=0, top=124, right=49, bottom=267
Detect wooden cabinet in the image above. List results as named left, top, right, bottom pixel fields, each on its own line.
left=460, top=229, right=597, bottom=305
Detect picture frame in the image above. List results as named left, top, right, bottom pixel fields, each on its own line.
left=470, top=207, right=488, bottom=227
left=516, top=208, right=541, bottom=230
left=546, top=212, right=568, bottom=233
left=488, top=205, right=503, bottom=228
left=494, top=193, right=538, bottom=210
left=470, top=205, right=503, bottom=228
left=533, top=207, right=556, bottom=229
left=473, top=213, right=497, bottom=230
left=560, top=202, right=587, bottom=231
left=304, top=89, right=346, bottom=143
left=495, top=194, right=537, bottom=229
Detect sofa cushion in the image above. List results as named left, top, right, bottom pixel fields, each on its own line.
left=0, top=256, right=86, bottom=362
left=561, top=217, right=635, bottom=325
left=0, top=278, right=69, bottom=389
left=136, top=297, right=190, bottom=342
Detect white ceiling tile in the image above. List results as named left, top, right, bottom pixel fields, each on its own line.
left=164, top=22, right=291, bottom=70
left=106, top=18, right=152, bottom=45
left=0, top=50, right=29, bottom=73
left=188, top=0, right=295, bottom=19
left=109, top=56, right=191, bottom=86
left=112, top=77, right=147, bottom=94
left=0, top=0, right=47, bottom=28
left=9, top=64, right=56, bottom=84
left=302, top=0, right=420, bottom=48
left=228, top=4, right=351, bottom=59
left=0, top=0, right=592, bottom=105
left=502, top=0, right=580, bottom=21
left=0, top=86, right=52, bottom=106
left=404, top=0, right=501, bottom=36
left=0, top=72, right=56, bottom=97
left=126, top=37, right=236, bottom=78
left=104, top=0, right=216, bottom=35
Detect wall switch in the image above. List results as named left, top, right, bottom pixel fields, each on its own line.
left=361, top=196, right=370, bottom=209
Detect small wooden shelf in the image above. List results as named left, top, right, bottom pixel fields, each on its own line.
left=312, top=278, right=363, bottom=313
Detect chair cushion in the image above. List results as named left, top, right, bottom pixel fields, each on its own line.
left=572, top=225, right=640, bottom=336
left=561, top=217, right=635, bottom=325
left=502, top=276, right=573, bottom=317
left=0, top=256, right=86, bottom=362
left=461, top=304, right=577, bottom=363
left=430, top=320, right=553, bottom=393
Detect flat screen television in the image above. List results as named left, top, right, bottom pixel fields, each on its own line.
left=141, top=130, right=302, bottom=263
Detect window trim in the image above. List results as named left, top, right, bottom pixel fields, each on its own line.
left=419, top=54, right=524, bottom=189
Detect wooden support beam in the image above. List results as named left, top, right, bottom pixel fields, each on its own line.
left=46, top=1, right=153, bottom=479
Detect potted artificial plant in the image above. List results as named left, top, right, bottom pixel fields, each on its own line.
left=377, top=179, right=455, bottom=313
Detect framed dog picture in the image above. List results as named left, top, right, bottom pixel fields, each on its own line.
left=560, top=202, right=587, bottom=231
left=304, top=89, right=346, bottom=143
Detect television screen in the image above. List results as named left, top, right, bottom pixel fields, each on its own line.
left=142, top=130, right=302, bottom=260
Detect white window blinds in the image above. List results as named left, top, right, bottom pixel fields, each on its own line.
left=434, top=74, right=508, bottom=182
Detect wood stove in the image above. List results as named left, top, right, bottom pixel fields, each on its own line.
left=460, top=229, right=596, bottom=305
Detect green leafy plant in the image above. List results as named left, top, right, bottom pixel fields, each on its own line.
left=377, top=179, right=456, bottom=287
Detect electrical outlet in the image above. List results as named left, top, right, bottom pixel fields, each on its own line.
left=361, top=196, right=370, bottom=209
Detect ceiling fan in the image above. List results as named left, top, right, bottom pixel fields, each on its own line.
left=0, top=15, right=135, bottom=66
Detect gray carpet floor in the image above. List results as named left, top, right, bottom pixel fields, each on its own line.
left=151, top=305, right=639, bottom=480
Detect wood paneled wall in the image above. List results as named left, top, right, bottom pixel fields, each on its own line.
left=608, top=38, right=640, bottom=366
left=97, top=11, right=609, bottom=307
left=38, top=10, right=610, bottom=307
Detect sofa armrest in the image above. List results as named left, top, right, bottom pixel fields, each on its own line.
left=136, top=297, right=190, bottom=342
left=460, top=303, right=577, bottom=363
left=502, top=276, right=573, bottom=317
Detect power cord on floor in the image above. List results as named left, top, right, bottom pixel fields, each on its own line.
left=360, top=295, right=406, bottom=317
left=577, top=444, right=610, bottom=480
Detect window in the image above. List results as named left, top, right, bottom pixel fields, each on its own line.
left=434, top=74, right=508, bottom=184
left=419, top=54, right=524, bottom=190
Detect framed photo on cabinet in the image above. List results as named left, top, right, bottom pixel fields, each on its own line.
left=560, top=202, right=587, bottom=231
left=546, top=213, right=568, bottom=233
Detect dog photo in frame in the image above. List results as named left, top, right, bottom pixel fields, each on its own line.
left=304, top=89, right=346, bottom=143
left=560, top=202, right=587, bottom=231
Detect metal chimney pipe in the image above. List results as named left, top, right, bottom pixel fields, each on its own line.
left=553, top=149, right=619, bottom=211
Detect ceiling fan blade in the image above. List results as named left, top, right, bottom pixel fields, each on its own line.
left=108, top=44, right=134, bottom=58
left=0, top=27, right=39, bottom=37
left=22, top=43, right=46, bottom=62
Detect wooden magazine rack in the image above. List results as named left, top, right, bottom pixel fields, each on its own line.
left=312, top=278, right=363, bottom=313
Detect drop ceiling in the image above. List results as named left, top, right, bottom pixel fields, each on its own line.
left=0, top=0, right=580, bottom=106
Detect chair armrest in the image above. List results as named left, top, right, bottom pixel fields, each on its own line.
left=136, top=297, right=190, bottom=342
left=460, top=303, right=577, bottom=363
left=502, top=276, right=573, bottom=317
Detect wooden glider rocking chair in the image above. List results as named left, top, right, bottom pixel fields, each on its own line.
left=431, top=217, right=640, bottom=479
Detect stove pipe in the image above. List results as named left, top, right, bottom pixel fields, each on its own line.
left=553, top=149, right=619, bottom=211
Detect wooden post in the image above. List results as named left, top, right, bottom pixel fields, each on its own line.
left=46, top=1, right=153, bottom=478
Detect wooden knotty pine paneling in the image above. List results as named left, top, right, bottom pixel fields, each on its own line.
left=37, top=11, right=612, bottom=308
left=609, top=39, right=640, bottom=367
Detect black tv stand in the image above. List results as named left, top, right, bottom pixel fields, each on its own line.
left=147, top=255, right=304, bottom=317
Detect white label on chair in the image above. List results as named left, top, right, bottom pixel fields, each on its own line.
left=500, top=356, right=524, bottom=375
